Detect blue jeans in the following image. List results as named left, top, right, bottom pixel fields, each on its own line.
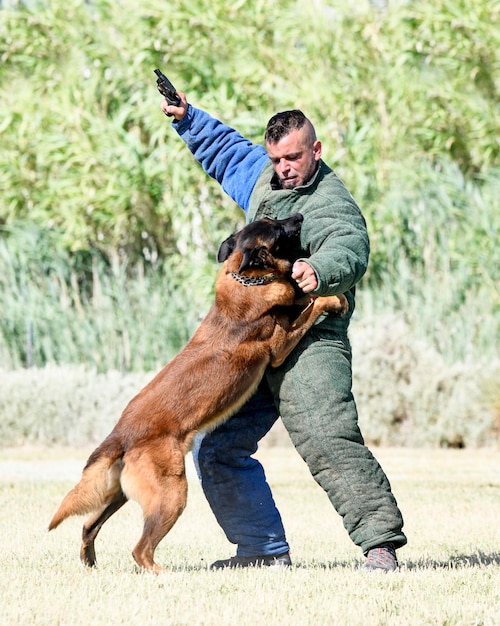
left=194, top=328, right=407, bottom=556
left=193, top=380, right=289, bottom=557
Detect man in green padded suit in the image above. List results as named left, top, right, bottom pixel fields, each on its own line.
left=159, top=90, right=407, bottom=572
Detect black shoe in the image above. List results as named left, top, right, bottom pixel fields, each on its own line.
left=210, top=551, right=292, bottom=570
left=362, top=543, right=399, bottom=572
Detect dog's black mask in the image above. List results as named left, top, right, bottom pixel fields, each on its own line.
left=217, top=214, right=304, bottom=273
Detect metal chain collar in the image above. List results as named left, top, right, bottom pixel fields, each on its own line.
left=230, top=271, right=276, bottom=287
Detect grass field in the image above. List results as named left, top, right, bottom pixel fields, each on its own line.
left=0, top=444, right=498, bottom=626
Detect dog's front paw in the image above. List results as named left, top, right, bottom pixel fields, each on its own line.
left=315, top=294, right=349, bottom=316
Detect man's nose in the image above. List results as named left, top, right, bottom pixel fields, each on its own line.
left=278, top=159, right=290, bottom=173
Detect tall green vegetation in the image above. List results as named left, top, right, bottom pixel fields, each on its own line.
left=0, top=0, right=498, bottom=372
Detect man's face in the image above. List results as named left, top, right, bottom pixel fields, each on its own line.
left=266, top=127, right=322, bottom=189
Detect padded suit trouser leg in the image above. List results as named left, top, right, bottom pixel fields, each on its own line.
left=267, top=328, right=407, bottom=553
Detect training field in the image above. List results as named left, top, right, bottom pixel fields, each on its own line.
left=0, top=445, right=498, bottom=626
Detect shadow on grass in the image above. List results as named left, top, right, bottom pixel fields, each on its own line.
left=126, top=552, right=500, bottom=573
left=293, top=551, right=500, bottom=571
left=403, top=551, right=500, bottom=570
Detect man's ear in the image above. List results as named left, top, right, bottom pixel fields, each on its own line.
left=238, top=246, right=269, bottom=273
left=313, top=139, right=322, bottom=161
left=217, top=233, right=237, bottom=262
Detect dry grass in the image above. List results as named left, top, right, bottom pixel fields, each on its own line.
left=0, top=444, right=498, bottom=625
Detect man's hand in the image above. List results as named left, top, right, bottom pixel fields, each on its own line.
left=160, top=92, right=189, bottom=121
left=291, top=261, right=318, bottom=293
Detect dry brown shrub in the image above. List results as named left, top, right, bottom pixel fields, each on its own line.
left=0, top=317, right=498, bottom=448
left=351, top=314, right=500, bottom=447
left=0, top=366, right=150, bottom=446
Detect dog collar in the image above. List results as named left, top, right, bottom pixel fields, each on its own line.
left=230, top=271, right=276, bottom=286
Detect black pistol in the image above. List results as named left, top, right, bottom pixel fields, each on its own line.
left=154, top=68, right=181, bottom=115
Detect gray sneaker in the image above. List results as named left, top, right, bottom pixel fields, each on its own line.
left=362, top=543, right=399, bottom=572
left=210, top=552, right=292, bottom=570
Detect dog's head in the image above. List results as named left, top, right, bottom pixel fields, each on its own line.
left=217, top=213, right=304, bottom=274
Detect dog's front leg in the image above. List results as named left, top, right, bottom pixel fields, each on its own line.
left=269, top=294, right=348, bottom=368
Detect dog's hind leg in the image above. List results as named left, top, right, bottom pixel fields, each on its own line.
left=121, top=443, right=188, bottom=573
left=80, top=491, right=128, bottom=567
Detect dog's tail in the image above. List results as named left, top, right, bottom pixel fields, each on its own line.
left=48, top=436, right=124, bottom=531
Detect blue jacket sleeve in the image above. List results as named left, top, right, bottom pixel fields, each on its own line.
left=172, top=105, right=269, bottom=212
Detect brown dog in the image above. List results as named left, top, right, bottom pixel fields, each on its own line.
left=49, top=214, right=347, bottom=573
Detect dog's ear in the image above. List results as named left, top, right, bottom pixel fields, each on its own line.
left=238, top=246, right=270, bottom=273
left=217, top=233, right=237, bottom=263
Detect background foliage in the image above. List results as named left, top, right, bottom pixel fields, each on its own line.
left=0, top=0, right=498, bottom=445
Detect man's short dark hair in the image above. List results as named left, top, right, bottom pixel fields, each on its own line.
left=265, top=110, right=315, bottom=144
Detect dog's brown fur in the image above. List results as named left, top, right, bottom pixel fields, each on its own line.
left=48, top=214, right=348, bottom=573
